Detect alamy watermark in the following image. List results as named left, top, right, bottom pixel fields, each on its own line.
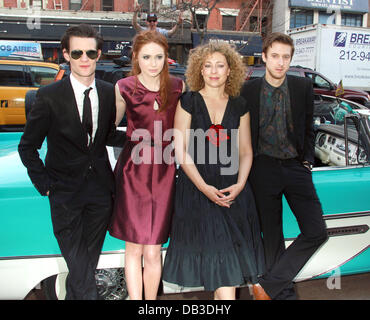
left=326, top=267, right=341, bottom=290
left=27, top=7, right=41, bottom=30
left=129, top=121, right=240, bottom=176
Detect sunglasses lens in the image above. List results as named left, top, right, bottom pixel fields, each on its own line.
left=86, top=50, right=98, bottom=59
left=70, top=50, right=98, bottom=60
left=71, top=50, right=83, bottom=59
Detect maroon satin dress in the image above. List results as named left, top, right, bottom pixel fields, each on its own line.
left=109, top=75, right=183, bottom=244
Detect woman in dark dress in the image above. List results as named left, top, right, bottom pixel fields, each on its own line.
left=109, top=31, right=184, bottom=300
left=162, top=42, right=267, bottom=300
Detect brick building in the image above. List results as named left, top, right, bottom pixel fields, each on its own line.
left=0, top=0, right=272, bottom=64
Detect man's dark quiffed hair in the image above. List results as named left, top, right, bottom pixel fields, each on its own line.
left=60, top=24, right=104, bottom=52
left=262, top=32, right=295, bottom=57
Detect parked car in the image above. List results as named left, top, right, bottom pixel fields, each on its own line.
left=246, top=65, right=370, bottom=108
left=1, top=93, right=369, bottom=299
left=0, top=58, right=59, bottom=129
left=313, top=95, right=368, bottom=127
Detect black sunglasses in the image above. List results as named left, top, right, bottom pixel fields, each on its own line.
left=70, top=49, right=99, bottom=60
left=147, top=19, right=157, bottom=23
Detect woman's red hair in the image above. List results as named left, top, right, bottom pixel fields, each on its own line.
left=130, top=30, right=171, bottom=112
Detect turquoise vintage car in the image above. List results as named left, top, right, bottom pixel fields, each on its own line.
left=0, top=101, right=370, bottom=300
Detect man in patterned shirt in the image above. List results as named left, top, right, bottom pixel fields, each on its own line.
left=241, top=33, right=328, bottom=300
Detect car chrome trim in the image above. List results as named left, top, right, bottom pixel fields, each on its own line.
left=323, top=211, right=370, bottom=220
left=326, top=224, right=369, bottom=237
left=312, top=164, right=370, bottom=171
left=296, top=245, right=370, bottom=282
left=284, top=211, right=370, bottom=242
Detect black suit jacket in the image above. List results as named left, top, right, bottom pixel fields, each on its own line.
left=18, top=76, right=125, bottom=196
left=240, top=75, right=315, bottom=164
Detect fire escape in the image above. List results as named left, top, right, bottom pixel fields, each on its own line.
left=239, top=0, right=272, bottom=36
left=53, top=0, right=62, bottom=10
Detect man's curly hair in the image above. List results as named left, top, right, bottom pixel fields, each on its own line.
left=185, top=41, right=246, bottom=97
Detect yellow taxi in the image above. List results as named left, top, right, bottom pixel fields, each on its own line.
left=0, top=59, right=59, bottom=128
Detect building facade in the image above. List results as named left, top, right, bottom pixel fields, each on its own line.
left=0, top=0, right=273, bottom=64
left=272, top=0, right=369, bottom=33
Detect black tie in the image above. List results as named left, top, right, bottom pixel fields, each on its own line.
left=82, top=87, right=93, bottom=143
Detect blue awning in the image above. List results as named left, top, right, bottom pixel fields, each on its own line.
left=192, top=31, right=262, bottom=57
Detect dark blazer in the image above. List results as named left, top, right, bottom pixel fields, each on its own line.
left=18, top=76, right=125, bottom=196
left=240, top=75, right=315, bottom=164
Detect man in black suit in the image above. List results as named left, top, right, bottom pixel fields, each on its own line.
left=241, top=33, right=328, bottom=300
left=18, top=24, right=125, bottom=300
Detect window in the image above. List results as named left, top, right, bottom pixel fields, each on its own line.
left=0, top=65, right=26, bottom=86
left=249, top=16, right=258, bottom=32
left=286, top=70, right=301, bottom=77
left=222, top=16, right=236, bottom=31
left=194, top=14, right=206, bottom=29
left=102, top=0, right=113, bottom=11
left=290, top=9, right=313, bottom=28
left=249, top=69, right=265, bottom=79
left=319, top=11, right=336, bottom=24
left=341, top=13, right=362, bottom=27
left=70, top=0, right=82, bottom=11
left=161, top=0, right=175, bottom=6
left=29, top=66, right=58, bottom=87
left=306, top=72, right=331, bottom=89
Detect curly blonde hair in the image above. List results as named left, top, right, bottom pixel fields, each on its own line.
left=185, top=41, right=246, bottom=97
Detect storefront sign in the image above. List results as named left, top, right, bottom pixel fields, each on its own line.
left=289, top=0, right=369, bottom=13
left=192, top=32, right=262, bottom=56
left=0, top=40, right=42, bottom=60
left=103, top=41, right=132, bottom=56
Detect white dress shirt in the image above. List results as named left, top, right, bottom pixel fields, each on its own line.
left=69, top=74, right=99, bottom=142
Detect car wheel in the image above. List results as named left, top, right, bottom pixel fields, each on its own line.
left=25, top=90, right=37, bottom=120
left=42, top=268, right=128, bottom=300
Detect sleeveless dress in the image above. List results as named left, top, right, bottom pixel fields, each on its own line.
left=162, top=91, right=265, bottom=291
left=109, top=75, right=183, bottom=245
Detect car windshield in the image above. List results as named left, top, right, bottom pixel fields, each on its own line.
left=357, top=110, right=370, bottom=159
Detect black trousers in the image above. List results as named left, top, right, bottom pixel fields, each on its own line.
left=249, top=155, right=328, bottom=300
left=48, top=170, right=113, bottom=300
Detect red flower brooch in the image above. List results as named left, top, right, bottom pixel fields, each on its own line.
left=206, top=124, right=230, bottom=147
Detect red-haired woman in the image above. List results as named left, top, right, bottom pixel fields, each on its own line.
left=109, top=30, right=184, bottom=300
